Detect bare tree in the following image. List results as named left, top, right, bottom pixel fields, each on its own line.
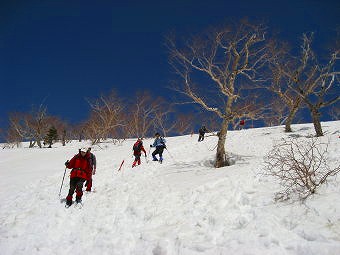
left=3, top=123, right=22, bottom=148
left=263, top=96, right=289, bottom=127
left=167, top=20, right=272, bottom=167
left=203, top=114, right=221, bottom=134
left=26, top=105, right=50, bottom=148
left=7, top=112, right=25, bottom=146
left=266, top=39, right=306, bottom=132
left=173, top=113, right=195, bottom=135
left=328, top=105, right=340, bottom=120
left=229, top=95, right=268, bottom=130
left=84, top=90, right=125, bottom=144
left=7, top=105, right=49, bottom=148
left=268, top=66, right=304, bottom=132
left=71, top=123, right=86, bottom=142
left=273, top=33, right=339, bottom=136
left=153, top=102, right=177, bottom=137
left=263, top=138, right=340, bottom=200
left=125, top=92, right=163, bottom=138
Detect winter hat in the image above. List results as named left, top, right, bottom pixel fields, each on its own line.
left=80, top=147, right=87, bottom=153
left=155, top=132, right=160, bottom=136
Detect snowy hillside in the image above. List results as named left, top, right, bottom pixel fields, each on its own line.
left=0, top=121, right=339, bottom=255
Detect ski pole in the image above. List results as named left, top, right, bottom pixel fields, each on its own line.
left=58, top=167, right=67, bottom=197
left=147, top=146, right=151, bottom=157
left=165, top=148, right=176, bottom=162
left=118, top=160, right=125, bottom=171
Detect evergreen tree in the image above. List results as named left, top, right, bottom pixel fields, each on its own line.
left=45, top=126, right=58, bottom=148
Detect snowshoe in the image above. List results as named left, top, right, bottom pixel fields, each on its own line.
left=75, top=200, right=83, bottom=209
left=65, top=200, right=73, bottom=208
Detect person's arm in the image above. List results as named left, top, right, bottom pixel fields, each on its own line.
left=66, top=155, right=76, bottom=169
left=93, top=155, right=97, bottom=169
left=92, top=155, right=96, bottom=174
left=141, top=146, right=147, bottom=156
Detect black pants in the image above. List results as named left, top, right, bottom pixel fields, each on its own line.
left=134, top=154, right=141, bottom=161
left=198, top=133, right=205, bottom=142
left=152, top=146, right=164, bottom=158
left=66, top=177, right=86, bottom=201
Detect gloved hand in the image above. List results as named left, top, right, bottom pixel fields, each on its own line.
left=65, top=160, right=69, bottom=167
left=150, top=144, right=152, bottom=147
left=144, top=154, right=147, bottom=157
left=93, top=168, right=96, bottom=175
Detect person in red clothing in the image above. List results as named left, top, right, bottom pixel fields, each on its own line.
left=239, top=119, right=245, bottom=130
left=132, top=138, right=147, bottom=168
left=64, top=147, right=92, bottom=206
left=84, top=147, right=96, bottom=192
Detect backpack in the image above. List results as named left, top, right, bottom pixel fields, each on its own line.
left=158, top=138, right=166, bottom=148
left=133, top=141, right=142, bottom=151
left=89, top=153, right=96, bottom=167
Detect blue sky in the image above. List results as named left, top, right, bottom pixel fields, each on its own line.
left=0, top=0, right=339, bottom=129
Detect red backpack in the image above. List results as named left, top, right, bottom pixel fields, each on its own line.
left=133, top=141, right=142, bottom=152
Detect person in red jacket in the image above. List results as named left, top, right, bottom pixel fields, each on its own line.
left=132, top=138, right=147, bottom=168
left=64, top=147, right=92, bottom=206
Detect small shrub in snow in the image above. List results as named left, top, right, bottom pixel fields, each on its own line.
left=263, top=137, right=340, bottom=201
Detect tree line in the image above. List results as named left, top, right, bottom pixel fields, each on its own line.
left=1, top=19, right=339, bottom=169
left=2, top=91, right=205, bottom=148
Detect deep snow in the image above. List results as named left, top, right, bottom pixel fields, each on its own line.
left=0, top=121, right=339, bottom=255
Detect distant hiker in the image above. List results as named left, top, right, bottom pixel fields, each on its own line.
left=85, top=147, right=96, bottom=192
left=150, top=132, right=166, bottom=162
left=239, top=119, right=245, bottom=130
left=198, top=126, right=208, bottom=142
left=64, top=147, right=92, bottom=206
left=132, top=138, right=147, bottom=167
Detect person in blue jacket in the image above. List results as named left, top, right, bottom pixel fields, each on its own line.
left=150, top=132, right=166, bottom=162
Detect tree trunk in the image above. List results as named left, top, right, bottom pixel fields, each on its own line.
left=285, top=110, right=295, bottom=132
left=215, top=118, right=230, bottom=168
left=37, top=139, right=42, bottom=148
left=285, top=98, right=302, bottom=132
left=311, top=108, right=323, bottom=137
left=29, top=141, right=35, bottom=148
left=62, top=130, right=66, bottom=146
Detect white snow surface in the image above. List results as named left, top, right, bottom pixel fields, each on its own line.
left=1, top=121, right=340, bottom=255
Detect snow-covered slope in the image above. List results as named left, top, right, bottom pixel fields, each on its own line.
left=1, top=121, right=339, bottom=255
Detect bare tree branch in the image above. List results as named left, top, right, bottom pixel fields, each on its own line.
left=167, top=20, right=272, bottom=167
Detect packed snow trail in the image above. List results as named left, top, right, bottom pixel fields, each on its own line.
left=1, top=122, right=340, bottom=255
